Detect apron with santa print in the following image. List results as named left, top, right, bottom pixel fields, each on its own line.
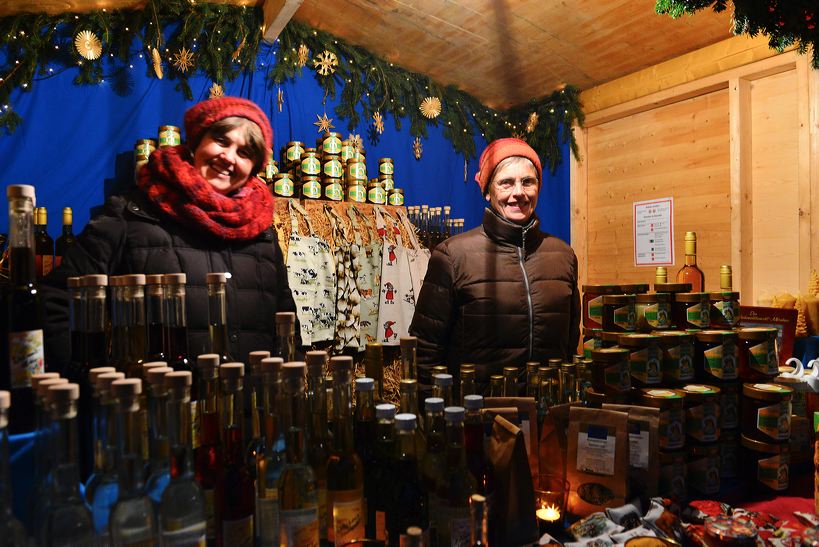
left=396, top=207, right=430, bottom=300
left=374, top=206, right=415, bottom=346
left=348, top=205, right=382, bottom=347
left=324, top=205, right=362, bottom=352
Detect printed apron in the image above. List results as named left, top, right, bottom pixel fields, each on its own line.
left=374, top=206, right=415, bottom=346
left=325, top=205, right=362, bottom=352
left=397, top=207, right=430, bottom=300
left=348, top=205, right=382, bottom=347
left=285, top=200, right=337, bottom=345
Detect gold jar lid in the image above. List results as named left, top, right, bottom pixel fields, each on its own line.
left=379, top=158, right=393, bottom=164
left=274, top=173, right=292, bottom=180
left=581, top=284, right=621, bottom=293
left=654, top=283, right=692, bottom=293
left=389, top=188, right=404, bottom=195
left=287, top=141, right=304, bottom=147
left=135, top=139, right=156, bottom=148
left=591, top=347, right=630, bottom=363
left=324, top=132, right=342, bottom=139
left=619, top=283, right=649, bottom=294
left=739, top=433, right=789, bottom=454
left=367, top=181, right=384, bottom=189
left=742, top=382, right=792, bottom=401
left=618, top=333, right=660, bottom=348
left=736, top=327, right=777, bottom=341
left=710, top=291, right=740, bottom=300
left=302, top=175, right=320, bottom=182
left=602, top=294, right=636, bottom=305
left=640, top=388, right=684, bottom=408
left=635, top=292, right=670, bottom=303
left=303, top=150, right=317, bottom=157
left=158, top=125, right=179, bottom=132
left=681, top=383, right=720, bottom=400
left=600, top=331, right=621, bottom=344
left=673, top=292, right=709, bottom=303
left=695, top=330, right=737, bottom=343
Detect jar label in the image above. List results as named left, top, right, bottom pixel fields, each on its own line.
left=382, top=178, right=395, bottom=191
left=323, top=159, right=343, bottom=178
left=265, top=162, right=278, bottom=179
left=720, top=438, right=738, bottom=479
left=302, top=180, right=322, bottom=199
left=641, top=302, right=671, bottom=329
left=604, top=361, right=631, bottom=392
left=341, top=145, right=355, bottom=162
left=687, top=453, right=720, bottom=495
left=686, top=302, right=711, bottom=328
left=323, top=136, right=342, bottom=155
left=659, top=460, right=687, bottom=501
left=588, top=295, right=604, bottom=327
left=274, top=179, right=294, bottom=197
left=703, top=341, right=738, bottom=380
left=379, top=161, right=394, bottom=175
left=222, top=515, right=253, bottom=546
left=135, top=142, right=154, bottom=156
left=388, top=192, right=404, bottom=206
left=749, top=340, right=779, bottom=376
left=348, top=162, right=367, bottom=179
left=159, top=129, right=180, bottom=147
left=347, top=185, right=367, bottom=203
left=715, top=299, right=739, bottom=326
left=287, top=144, right=304, bottom=161
left=628, top=346, right=662, bottom=385
left=583, top=337, right=602, bottom=359
left=614, top=304, right=636, bottom=331
left=301, top=157, right=321, bottom=175
left=686, top=402, right=720, bottom=442
left=279, top=507, right=319, bottom=547
left=8, top=328, right=45, bottom=388
left=664, top=343, right=694, bottom=381
left=721, top=391, right=738, bottom=429
left=324, top=183, right=343, bottom=201
left=757, top=453, right=789, bottom=491
left=659, top=407, right=684, bottom=450
left=368, top=186, right=386, bottom=204
left=757, top=401, right=791, bottom=440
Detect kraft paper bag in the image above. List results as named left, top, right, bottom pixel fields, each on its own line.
left=485, top=396, right=539, bottom=479
left=603, top=403, right=661, bottom=503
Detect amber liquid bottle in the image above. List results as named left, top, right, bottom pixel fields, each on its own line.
left=145, top=274, right=166, bottom=362
left=33, top=207, right=54, bottom=280
left=194, top=354, right=221, bottom=545
left=207, top=273, right=233, bottom=363
left=164, top=273, right=192, bottom=376
left=676, top=231, right=705, bottom=291
left=54, top=206, right=76, bottom=268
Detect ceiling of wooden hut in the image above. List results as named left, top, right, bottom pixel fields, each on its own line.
left=2, top=0, right=736, bottom=109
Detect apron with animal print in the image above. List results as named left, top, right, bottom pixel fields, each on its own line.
left=285, top=200, right=336, bottom=345
left=396, top=207, right=430, bottom=301
left=325, top=205, right=361, bottom=352
left=375, top=206, right=415, bottom=346
left=348, top=205, right=381, bottom=348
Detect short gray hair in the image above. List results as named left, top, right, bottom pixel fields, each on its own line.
left=487, top=156, right=539, bottom=194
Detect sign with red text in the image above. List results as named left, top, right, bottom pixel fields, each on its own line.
left=634, top=197, right=674, bottom=266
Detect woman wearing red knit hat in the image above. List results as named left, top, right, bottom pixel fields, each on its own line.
left=409, top=137, right=580, bottom=395
left=42, top=96, right=297, bottom=373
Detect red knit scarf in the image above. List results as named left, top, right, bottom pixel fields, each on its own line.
left=138, top=146, right=274, bottom=240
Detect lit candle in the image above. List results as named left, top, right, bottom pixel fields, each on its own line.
left=536, top=503, right=561, bottom=523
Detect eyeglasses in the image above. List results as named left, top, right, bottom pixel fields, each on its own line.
left=493, top=177, right=538, bottom=191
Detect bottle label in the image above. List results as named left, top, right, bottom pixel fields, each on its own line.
left=161, top=523, right=207, bottom=546
left=274, top=179, right=294, bottom=197
left=658, top=408, right=684, bottom=450
left=159, top=129, right=181, bottom=147
left=664, top=343, right=694, bottom=381
left=301, top=156, right=321, bottom=175
left=588, top=295, right=604, bottom=326
left=757, top=401, right=791, bottom=440
left=758, top=453, right=789, bottom=491
left=375, top=510, right=387, bottom=541
left=749, top=340, right=779, bottom=375
left=302, top=180, right=322, bottom=199
left=257, top=490, right=279, bottom=544
left=687, top=453, right=720, bottom=495
left=583, top=336, right=602, bottom=359
left=265, top=161, right=278, bottom=179
left=222, top=515, right=253, bottom=546
left=685, top=303, right=711, bottom=328
left=41, top=255, right=53, bottom=277
left=8, top=329, right=44, bottom=388
left=348, top=162, right=367, bottom=179
left=721, top=391, right=738, bottom=429
left=628, top=346, right=661, bottom=385
left=604, top=360, right=631, bottom=392
left=330, top=493, right=364, bottom=544
left=685, top=402, right=720, bottom=442
left=382, top=178, right=395, bottom=191
left=703, top=341, right=738, bottom=380
left=715, top=300, right=739, bottom=326
left=280, top=507, right=319, bottom=547
left=613, top=304, right=636, bottom=331
left=324, top=183, right=343, bottom=201
left=348, top=185, right=367, bottom=203
left=204, top=488, right=215, bottom=541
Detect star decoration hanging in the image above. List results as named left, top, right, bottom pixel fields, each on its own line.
left=419, top=96, right=442, bottom=119
left=313, top=50, right=338, bottom=76
left=314, top=113, right=335, bottom=133
left=297, top=43, right=310, bottom=67
left=151, top=47, right=163, bottom=79
left=209, top=83, right=224, bottom=99
left=526, top=111, right=539, bottom=133
left=348, top=133, right=363, bottom=150
left=277, top=88, right=284, bottom=112
left=413, top=137, right=423, bottom=160
left=74, top=30, right=102, bottom=60
left=511, top=130, right=526, bottom=140
left=172, top=47, right=194, bottom=73
left=372, top=111, right=384, bottom=134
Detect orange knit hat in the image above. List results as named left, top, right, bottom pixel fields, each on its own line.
left=474, top=138, right=542, bottom=195
left=184, top=96, right=273, bottom=149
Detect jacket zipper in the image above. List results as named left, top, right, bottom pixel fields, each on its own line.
left=517, top=227, right=534, bottom=360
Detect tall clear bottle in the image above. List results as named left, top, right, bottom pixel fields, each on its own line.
left=4, top=184, right=44, bottom=434
left=145, top=366, right=173, bottom=507
left=246, top=351, right=270, bottom=489
left=163, top=274, right=191, bottom=375
left=399, top=337, right=417, bottom=379
left=419, top=397, right=445, bottom=539
left=502, top=366, right=518, bottom=397
left=0, top=390, right=27, bottom=545
left=256, top=356, right=283, bottom=547
left=145, top=275, right=166, bottom=362
left=305, top=351, right=332, bottom=543
left=110, top=378, right=157, bottom=545
left=206, top=273, right=233, bottom=363
left=676, top=231, right=705, bottom=291
left=122, top=274, right=147, bottom=379
left=82, top=365, right=116, bottom=498
left=460, top=366, right=477, bottom=406
left=43, top=383, right=97, bottom=545
left=83, top=274, right=109, bottom=371
left=159, top=371, right=206, bottom=545
left=215, top=363, right=254, bottom=546
left=388, top=413, right=428, bottom=545
left=193, top=354, right=221, bottom=545
left=26, top=373, right=61, bottom=536
left=54, top=206, right=76, bottom=268
left=66, top=277, right=85, bottom=380
left=275, top=312, right=296, bottom=362
left=354, top=377, right=377, bottom=469
left=433, top=373, right=453, bottom=406
left=109, top=276, right=127, bottom=373
left=368, top=403, right=396, bottom=543
left=326, top=355, right=365, bottom=545
left=278, top=362, right=320, bottom=546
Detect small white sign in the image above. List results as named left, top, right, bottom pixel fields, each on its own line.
left=633, top=198, right=674, bottom=266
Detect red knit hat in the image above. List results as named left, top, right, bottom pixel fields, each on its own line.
left=184, top=97, right=273, bottom=149
left=474, top=138, right=542, bottom=194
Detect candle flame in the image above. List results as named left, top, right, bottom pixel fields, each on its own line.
left=537, top=504, right=561, bottom=522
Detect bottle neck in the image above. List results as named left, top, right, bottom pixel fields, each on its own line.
left=220, top=384, right=244, bottom=463
left=400, top=346, right=417, bottom=379
left=355, top=390, right=375, bottom=423
left=685, top=253, right=698, bottom=266
left=117, top=405, right=145, bottom=496
left=263, top=375, right=283, bottom=448
left=433, top=384, right=452, bottom=406
left=167, top=393, right=195, bottom=479
left=276, top=331, right=295, bottom=362
left=333, top=377, right=355, bottom=453
left=445, top=420, right=467, bottom=465
left=282, top=380, right=307, bottom=464
left=61, top=224, right=73, bottom=237
left=96, top=396, right=117, bottom=474
left=207, top=284, right=231, bottom=361
left=470, top=500, right=488, bottom=545
left=52, top=412, right=82, bottom=501
left=148, top=390, right=169, bottom=468
left=395, top=428, right=416, bottom=461
left=425, top=410, right=445, bottom=451
left=197, top=372, right=219, bottom=445
left=307, top=371, right=331, bottom=441
left=399, top=390, right=418, bottom=416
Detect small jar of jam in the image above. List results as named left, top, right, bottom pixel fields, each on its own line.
left=740, top=434, right=790, bottom=494
left=272, top=173, right=295, bottom=197
left=340, top=139, right=355, bottom=162
left=687, top=442, right=721, bottom=497
left=388, top=188, right=404, bottom=206
left=323, top=177, right=343, bottom=201
left=694, top=330, right=738, bottom=382
left=716, top=381, right=739, bottom=430
left=641, top=389, right=685, bottom=450
left=682, top=384, right=721, bottom=444
left=741, top=383, right=792, bottom=443
left=672, top=292, right=711, bottom=330
left=300, top=151, right=321, bottom=177
left=367, top=181, right=386, bottom=205
left=710, top=291, right=740, bottom=328
left=719, top=428, right=739, bottom=480
left=582, top=328, right=603, bottom=358
left=602, top=295, right=636, bottom=332
left=590, top=348, right=631, bottom=398
left=737, top=328, right=779, bottom=381
left=582, top=284, right=621, bottom=329
left=346, top=160, right=367, bottom=181
left=322, top=132, right=343, bottom=155
left=301, top=175, right=322, bottom=199
left=635, top=293, right=671, bottom=332
left=347, top=182, right=367, bottom=203
left=378, top=157, right=394, bottom=176
left=379, top=174, right=395, bottom=192
left=618, top=334, right=662, bottom=386
left=158, top=125, right=181, bottom=147
left=658, top=331, right=695, bottom=385
left=618, top=283, right=649, bottom=295
left=659, top=450, right=687, bottom=503
left=599, top=331, right=621, bottom=348
left=322, top=155, right=344, bottom=179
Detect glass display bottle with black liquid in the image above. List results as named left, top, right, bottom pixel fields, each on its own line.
left=145, top=274, right=166, bottom=362
left=207, top=273, right=233, bottom=363
left=122, top=274, right=147, bottom=379
left=108, top=276, right=127, bottom=373
left=469, top=493, right=488, bottom=546
left=4, top=184, right=45, bottom=434
left=163, top=274, right=191, bottom=375
left=677, top=231, right=705, bottom=291
left=305, top=350, right=332, bottom=544
left=66, top=277, right=85, bottom=379
left=54, top=206, right=76, bottom=268
left=34, top=206, right=54, bottom=280
left=463, top=395, right=492, bottom=496
left=419, top=396, right=445, bottom=540
left=193, top=354, right=221, bottom=545
left=388, top=412, right=428, bottom=545
left=0, top=390, right=27, bottom=545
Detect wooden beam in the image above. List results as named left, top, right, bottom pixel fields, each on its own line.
left=728, top=76, right=753, bottom=302
left=796, top=55, right=812, bottom=294
left=570, top=122, right=588, bottom=291
left=261, top=0, right=302, bottom=44
left=806, top=54, right=819, bottom=287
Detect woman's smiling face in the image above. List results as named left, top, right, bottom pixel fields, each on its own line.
left=487, top=157, right=539, bottom=224
left=193, top=126, right=256, bottom=194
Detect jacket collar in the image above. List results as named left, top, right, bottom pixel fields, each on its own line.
left=482, top=207, right=541, bottom=250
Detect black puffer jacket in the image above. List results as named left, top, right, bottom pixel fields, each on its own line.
left=409, top=208, right=580, bottom=390
left=41, top=189, right=296, bottom=369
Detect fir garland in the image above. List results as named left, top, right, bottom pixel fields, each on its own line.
left=656, top=0, right=819, bottom=68
left=0, top=2, right=583, bottom=169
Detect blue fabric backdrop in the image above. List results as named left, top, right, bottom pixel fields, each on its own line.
left=0, top=41, right=571, bottom=243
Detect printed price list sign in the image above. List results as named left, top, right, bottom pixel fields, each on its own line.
left=633, top=197, right=674, bottom=266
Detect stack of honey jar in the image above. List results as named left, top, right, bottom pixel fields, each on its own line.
left=581, top=265, right=804, bottom=503
left=264, top=132, right=405, bottom=205
left=133, top=125, right=182, bottom=177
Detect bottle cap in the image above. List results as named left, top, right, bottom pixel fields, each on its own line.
left=146, top=367, right=173, bottom=387
left=406, top=527, right=423, bottom=539
left=330, top=355, right=353, bottom=374
left=67, top=276, right=81, bottom=288
left=0, top=390, right=9, bottom=410
left=7, top=184, right=35, bottom=201
left=464, top=394, right=484, bottom=410
left=281, top=362, right=306, bottom=380
left=261, top=357, right=284, bottom=376
left=37, top=378, right=68, bottom=400
left=164, top=371, right=192, bottom=389
left=424, top=397, right=444, bottom=412
left=96, top=372, right=125, bottom=394
left=433, top=373, right=453, bottom=387
left=146, top=274, right=164, bottom=285
left=248, top=351, right=271, bottom=372
left=88, top=367, right=116, bottom=385
left=305, top=350, right=328, bottom=372
left=275, top=311, right=296, bottom=324
left=122, top=274, right=146, bottom=286
left=444, top=406, right=466, bottom=422
left=142, top=362, right=167, bottom=378
left=219, top=362, right=245, bottom=380
left=162, top=273, right=186, bottom=285
left=48, top=383, right=80, bottom=418
left=197, top=354, right=220, bottom=369
left=80, top=274, right=108, bottom=287
left=685, top=231, right=697, bottom=241
left=206, top=272, right=228, bottom=284
left=31, top=372, right=60, bottom=391
left=395, top=412, right=417, bottom=430
left=109, top=275, right=125, bottom=287
left=399, top=336, right=417, bottom=349
left=112, top=378, right=142, bottom=397
left=376, top=403, right=396, bottom=420
left=355, top=377, right=375, bottom=391
left=399, top=379, right=417, bottom=392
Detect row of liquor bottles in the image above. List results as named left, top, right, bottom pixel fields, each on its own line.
left=18, top=206, right=76, bottom=280
left=406, top=205, right=466, bottom=251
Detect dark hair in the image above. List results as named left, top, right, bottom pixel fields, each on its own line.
left=201, top=116, right=267, bottom=172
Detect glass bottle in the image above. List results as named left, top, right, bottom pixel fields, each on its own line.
left=326, top=355, right=365, bottom=545
left=399, top=379, right=419, bottom=417
left=193, top=354, right=221, bottom=545
left=560, top=363, right=577, bottom=404
left=537, top=366, right=559, bottom=421
left=257, top=356, right=284, bottom=547
left=419, top=397, right=445, bottom=540
left=109, top=276, right=127, bottom=373
left=432, top=406, right=476, bottom=546
left=676, top=231, right=705, bottom=291
left=206, top=273, right=233, bottom=363
left=67, top=277, right=85, bottom=375
left=54, top=206, right=76, bottom=268
left=215, top=363, right=254, bottom=546
left=305, top=351, right=332, bottom=543
left=83, top=366, right=115, bottom=492
left=277, top=362, right=320, bottom=546
left=419, top=205, right=429, bottom=248
left=163, top=274, right=191, bottom=375
left=489, top=376, right=503, bottom=397
left=34, top=206, right=54, bottom=279
left=0, top=390, right=27, bottom=545
left=81, top=274, right=109, bottom=373
left=365, top=343, right=385, bottom=402
left=502, top=366, right=518, bottom=397
left=443, top=206, right=451, bottom=239
left=4, top=184, right=44, bottom=434
left=403, top=526, right=424, bottom=547
left=43, top=383, right=97, bottom=545
left=469, top=493, right=488, bottom=546
left=463, top=395, right=491, bottom=496
left=159, top=370, right=207, bottom=546
left=525, top=362, right=540, bottom=399
left=246, top=351, right=270, bottom=490
left=275, top=312, right=296, bottom=362
left=367, top=402, right=395, bottom=542
left=354, top=377, right=377, bottom=466
left=145, top=274, right=166, bottom=362
left=388, top=412, right=428, bottom=545
left=110, top=378, right=157, bottom=545
left=399, top=336, right=417, bottom=379
left=655, top=266, right=668, bottom=285
left=460, top=367, right=477, bottom=405
left=145, top=366, right=173, bottom=507
left=433, top=373, right=453, bottom=406
left=122, top=274, right=147, bottom=379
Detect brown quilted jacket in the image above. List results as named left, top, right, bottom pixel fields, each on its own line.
left=409, top=208, right=580, bottom=392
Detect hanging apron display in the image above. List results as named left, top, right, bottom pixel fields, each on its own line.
left=374, top=206, right=416, bottom=346
left=348, top=205, right=382, bottom=348
left=285, top=200, right=337, bottom=345
left=325, top=205, right=362, bottom=352
left=397, top=207, right=431, bottom=300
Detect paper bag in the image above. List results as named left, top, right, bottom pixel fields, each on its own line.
left=485, top=396, right=538, bottom=479
left=603, top=403, right=661, bottom=502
